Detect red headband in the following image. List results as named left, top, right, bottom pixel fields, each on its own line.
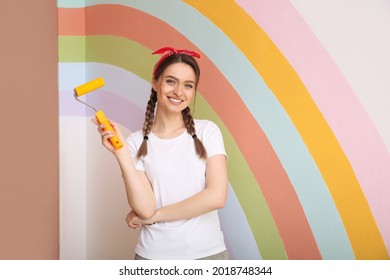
left=152, top=47, right=200, bottom=77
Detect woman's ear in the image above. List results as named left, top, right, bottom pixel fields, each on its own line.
left=152, top=78, right=158, bottom=92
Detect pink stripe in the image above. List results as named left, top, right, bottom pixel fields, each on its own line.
left=236, top=0, right=390, bottom=252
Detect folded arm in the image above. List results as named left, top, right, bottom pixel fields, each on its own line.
left=127, top=154, right=227, bottom=227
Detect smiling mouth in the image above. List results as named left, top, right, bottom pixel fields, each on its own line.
left=168, top=97, right=183, bottom=105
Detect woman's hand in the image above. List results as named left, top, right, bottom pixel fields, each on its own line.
left=91, top=117, right=127, bottom=154
left=126, top=210, right=155, bottom=229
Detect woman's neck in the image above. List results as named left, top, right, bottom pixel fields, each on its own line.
left=152, top=108, right=185, bottom=134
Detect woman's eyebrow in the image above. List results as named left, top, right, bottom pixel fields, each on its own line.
left=165, top=75, right=195, bottom=84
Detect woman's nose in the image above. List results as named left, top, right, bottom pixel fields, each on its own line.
left=173, top=85, right=184, bottom=96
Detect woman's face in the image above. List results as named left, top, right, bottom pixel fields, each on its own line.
left=153, top=62, right=196, bottom=114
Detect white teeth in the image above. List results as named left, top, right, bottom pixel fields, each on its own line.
left=169, top=97, right=182, bottom=103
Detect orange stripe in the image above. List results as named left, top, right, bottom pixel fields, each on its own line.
left=58, top=8, right=84, bottom=35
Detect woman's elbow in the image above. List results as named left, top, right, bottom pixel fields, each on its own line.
left=214, top=194, right=227, bottom=210
left=210, top=185, right=227, bottom=210
left=218, top=199, right=226, bottom=209
left=134, top=202, right=156, bottom=220
left=137, top=208, right=156, bottom=220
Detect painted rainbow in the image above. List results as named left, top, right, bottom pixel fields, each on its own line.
left=58, top=0, right=390, bottom=260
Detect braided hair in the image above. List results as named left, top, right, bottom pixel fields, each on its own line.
left=182, top=106, right=207, bottom=159
left=136, top=89, right=157, bottom=159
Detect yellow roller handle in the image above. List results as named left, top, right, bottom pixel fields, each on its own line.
left=74, top=77, right=105, bottom=97
left=96, top=110, right=123, bottom=150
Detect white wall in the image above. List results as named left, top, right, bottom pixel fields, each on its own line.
left=85, top=123, right=139, bottom=259
left=60, top=117, right=87, bottom=259
left=290, top=0, right=390, bottom=151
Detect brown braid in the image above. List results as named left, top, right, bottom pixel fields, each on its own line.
left=182, top=107, right=207, bottom=159
left=137, top=90, right=157, bottom=159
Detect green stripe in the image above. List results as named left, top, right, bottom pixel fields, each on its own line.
left=59, top=35, right=287, bottom=259
left=59, top=36, right=156, bottom=79
left=58, top=36, right=86, bottom=62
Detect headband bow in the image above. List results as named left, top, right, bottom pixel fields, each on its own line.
left=152, top=47, right=200, bottom=76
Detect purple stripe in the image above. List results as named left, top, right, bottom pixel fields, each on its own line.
left=60, top=90, right=145, bottom=131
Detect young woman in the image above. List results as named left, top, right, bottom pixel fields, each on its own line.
left=93, top=47, right=228, bottom=260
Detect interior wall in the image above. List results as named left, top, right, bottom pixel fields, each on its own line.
left=58, top=1, right=390, bottom=260
left=0, top=0, right=59, bottom=259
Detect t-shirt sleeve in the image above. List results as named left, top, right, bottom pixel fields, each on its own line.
left=202, top=121, right=228, bottom=160
left=126, top=135, right=145, bottom=171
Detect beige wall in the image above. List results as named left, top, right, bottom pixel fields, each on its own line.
left=0, top=0, right=59, bottom=259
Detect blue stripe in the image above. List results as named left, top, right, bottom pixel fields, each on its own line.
left=219, top=184, right=262, bottom=260
left=57, top=0, right=85, bottom=8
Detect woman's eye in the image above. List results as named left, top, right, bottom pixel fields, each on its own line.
left=166, top=79, right=175, bottom=85
left=185, top=84, right=194, bottom=89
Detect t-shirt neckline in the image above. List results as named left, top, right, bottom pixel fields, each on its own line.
left=149, top=129, right=188, bottom=141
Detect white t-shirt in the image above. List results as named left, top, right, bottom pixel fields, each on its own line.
left=126, top=119, right=227, bottom=259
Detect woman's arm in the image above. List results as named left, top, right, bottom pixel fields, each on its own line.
left=92, top=118, right=156, bottom=219
left=115, top=149, right=156, bottom=219
left=127, top=154, right=227, bottom=226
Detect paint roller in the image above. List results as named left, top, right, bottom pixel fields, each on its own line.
left=74, top=77, right=123, bottom=150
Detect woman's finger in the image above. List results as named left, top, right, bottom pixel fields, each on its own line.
left=102, top=131, right=115, bottom=143
left=108, top=121, right=120, bottom=135
left=127, top=218, right=138, bottom=229
left=108, top=120, right=128, bottom=143
left=99, top=124, right=106, bottom=131
left=128, top=223, right=139, bottom=229
left=125, top=213, right=131, bottom=223
left=109, top=120, right=117, bottom=127
left=91, top=117, right=99, bottom=126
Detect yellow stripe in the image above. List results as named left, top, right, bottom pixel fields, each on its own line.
left=184, top=0, right=388, bottom=259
